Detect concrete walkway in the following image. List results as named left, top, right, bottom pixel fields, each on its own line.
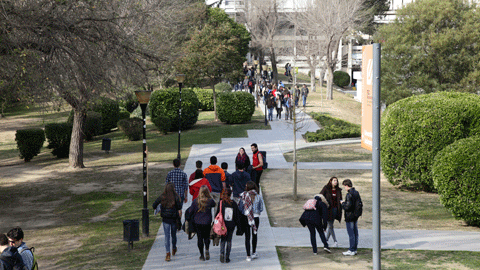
left=142, top=104, right=480, bottom=269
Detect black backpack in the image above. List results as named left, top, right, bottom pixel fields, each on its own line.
left=353, top=193, right=363, bottom=219
left=259, top=151, right=268, bottom=169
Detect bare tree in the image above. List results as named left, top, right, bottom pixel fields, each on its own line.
left=243, top=0, right=283, bottom=85
left=0, top=0, right=203, bottom=168
left=296, top=0, right=366, bottom=100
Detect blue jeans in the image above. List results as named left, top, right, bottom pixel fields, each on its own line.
left=346, top=221, right=358, bottom=252
left=302, top=96, right=307, bottom=107
left=268, top=108, right=274, bottom=121
left=163, top=222, right=177, bottom=253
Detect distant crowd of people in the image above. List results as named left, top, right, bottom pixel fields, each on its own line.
left=154, top=143, right=265, bottom=263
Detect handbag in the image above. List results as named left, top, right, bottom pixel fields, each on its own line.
left=213, top=200, right=228, bottom=236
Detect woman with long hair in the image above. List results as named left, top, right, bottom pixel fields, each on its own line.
left=239, top=181, right=264, bottom=262
left=216, top=188, right=241, bottom=263
left=152, top=183, right=182, bottom=261
left=320, top=176, right=343, bottom=247
left=190, top=185, right=216, bottom=261
left=235, top=147, right=251, bottom=171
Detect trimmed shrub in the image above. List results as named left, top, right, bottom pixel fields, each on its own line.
left=193, top=88, right=214, bottom=111
left=15, top=128, right=45, bottom=162
left=432, top=136, right=480, bottom=226
left=44, top=123, right=72, bottom=158
left=117, top=117, right=143, bottom=141
left=381, top=92, right=480, bottom=191
left=118, top=110, right=131, bottom=121
left=305, top=113, right=360, bottom=142
left=90, top=97, right=120, bottom=134
left=217, top=91, right=255, bottom=124
left=67, top=111, right=103, bottom=141
left=215, top=82, right=233, bottom=92
left=149, top=87, right=200, bottom=132
left=333, top=71, right=350, bottom=88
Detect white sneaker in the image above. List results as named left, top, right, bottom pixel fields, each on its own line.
left=246, top=256, right=251, bottom=262
left=251, top=253, right=258, bottom=259
left=333, top=242, right=338, bottom=247
left=342, top=250, right=356, bottom=256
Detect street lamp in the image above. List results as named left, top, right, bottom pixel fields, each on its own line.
left=135, top=90, right=152, bottom=237
left=176, top=74, right=185, bottom=161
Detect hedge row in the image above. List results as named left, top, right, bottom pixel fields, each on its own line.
left=45, top=123, right=72, bottom=158
left=193, top=88, right=214, bottom=111
left=217, top=91, right=255, bottom=124
left=304, top=113, right=360, bottom=142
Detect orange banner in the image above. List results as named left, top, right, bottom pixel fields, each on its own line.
left=361, top=45, right=373, bottom=151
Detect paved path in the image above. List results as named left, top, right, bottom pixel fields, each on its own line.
left=142, top=105, right=480, bottom=269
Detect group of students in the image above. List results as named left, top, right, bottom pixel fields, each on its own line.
left=0, top=227, right=35, bottom=270
left=263, top=83, right=310, bottom=121
left=153, top=143, right=266, bottom=263
left=299, top=177, right=362, bottom=256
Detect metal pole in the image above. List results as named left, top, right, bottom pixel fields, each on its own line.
left=177, top=82, right=182, bottom=161
left=141, top=103, right=149, bottom=237
left=372, top=43, right=381, bottom=270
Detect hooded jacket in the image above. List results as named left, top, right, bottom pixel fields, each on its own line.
left=299, top=194, right=329, bottom=230
left=203, top=165, right=226, bottom=193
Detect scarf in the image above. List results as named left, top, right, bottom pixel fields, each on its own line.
left=240, top=190, right=257, bottom=233
left=236, top=153, right=247, bottom=164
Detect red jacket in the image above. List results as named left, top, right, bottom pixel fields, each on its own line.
left=189, top=178, right=212, bottom=200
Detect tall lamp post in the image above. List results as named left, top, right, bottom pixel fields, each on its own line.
left=176, top=74, right=185, bottom=161
left=135, top=90, right=152, bottom=237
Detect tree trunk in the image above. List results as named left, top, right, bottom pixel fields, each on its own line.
left=293, top=94, right=298, bottom=201
left=212, top=82, right=218, bottom=121
left=326, top=65, right=334, bottom=100
left=270, top=47, right=278, bottom=86
left=310, top=66, right=316, bottom=93
left=69, top=107, right=86, bottom=168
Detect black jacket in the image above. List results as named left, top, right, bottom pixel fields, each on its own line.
left=299, top=197, right=328, bottom=230
left=152, top=194, right=182, bottom=224
left=342, top=188, right=360, bottom=222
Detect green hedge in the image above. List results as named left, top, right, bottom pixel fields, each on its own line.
left=193, top=88, right=214, bottom=111
left=432, top=136, right=480, bottom=226
left=117, top=117, right=143, bottom=141
left=215, top=82, right=232, bottom=92
left=45, top=123, right=72, bottom=158
left=91, top=97, right=120, bottom=134
left=149, top=87, right=200, bottom=132
left=381, top=92, right=480, bottom=191
left=305, top=113, right=360, bottom=142
left=118, top=110, right=131, bottom=121
left=15, top=129, right=45, bottom=162
left=217, top=91, right=255, bottom=124
left=333, top=71, right=350, bottom=88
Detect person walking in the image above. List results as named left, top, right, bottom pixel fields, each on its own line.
left=341, top=179, right=362, bottom=256
left=239, top=181, right=264, bottom=261
left=231, top=161, right=251, bottom=204
left=152, top=183, right=182, bottom=261
left=6, top=227, right=33, bottom=270
left=250, top=143, right=264, bottom=188
left=165, top=158, right=189, bottom=207
left=266, top=93, right=275, bottom=122
left=203, top=156, right=226, bottom=213
left=0, top=233, right=26, bottom=270
left=235, top=147, right=251, bottom=171
left=216, top=188, right=242, bottom=263
left=301, top=84, right=309, bottom=108
left=189, top=160, right=203, bottom=183
left=299, top=194, right=331, bottom=254
left=190, top=186, right=216, bottom=261
left=189, top=170, right=212, bottom=201
left=320, top=177, right=343, bottom=247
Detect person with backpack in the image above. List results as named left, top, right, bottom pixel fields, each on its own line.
left=299, top=194, right=331, bottom=254
left=152, top=183, right=182, bottom=261
left=6, top=227, right=33, bottom=270
left=250, top=143, right=264, bottom=188
left=239, top=181, right=264, bottom=262
left=341, top=179, right=362, bottom=256
left=0, top=233, right=27, bottom=270
left=320, top=177, right=343, bottom=248
left=215, top=188, right=242, bottom=263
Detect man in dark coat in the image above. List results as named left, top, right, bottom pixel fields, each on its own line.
left=341, top=179, right=361, bottom=256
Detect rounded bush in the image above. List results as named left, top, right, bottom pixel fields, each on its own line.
left=432, top=136, right=480, bottom=226
left=193, top=88, right=214, bottom=111
left=149, top=87, right=200, bottom=132
left=333, top=71, right=350, bottom=88
left=117, top=117, right=143, bottom=141
left=15, top=128, right=45, bottom=162
left=45, top=123, right=72, bottom=158
left=90, top=97, right=120, bottom=134
left=215, top=82, right=233, bottom=92
left=381, top=92, right=480, bottom=191
left=217, top=91, right=255, bottom=124
left=118, top=110, right=131, bottom=121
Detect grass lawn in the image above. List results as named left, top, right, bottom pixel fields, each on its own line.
left=0, top=105, right=269, bottom=269
left=277, top=246, right=480, bottom=270
left=284, top=143, right=372, bottom=162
